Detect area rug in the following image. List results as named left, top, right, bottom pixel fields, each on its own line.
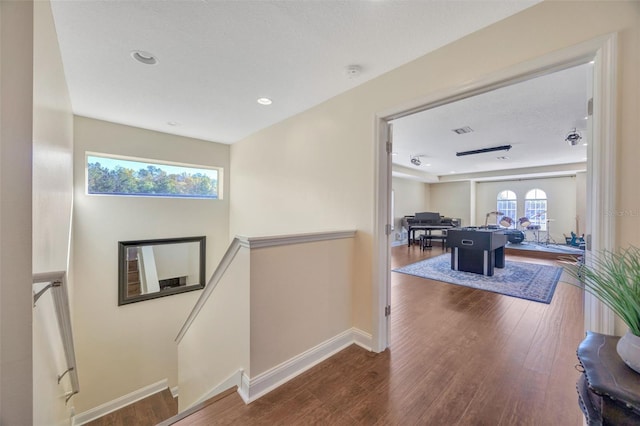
left=393, top=254, right=562, bottom=304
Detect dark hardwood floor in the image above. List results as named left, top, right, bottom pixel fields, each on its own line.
left=85, top=388, right=177, bottom=426
left=169, top=245, right=585, bottom=425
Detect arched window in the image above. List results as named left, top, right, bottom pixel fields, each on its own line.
left=525, top=188, right=548, bottom=231
left=496, top=190, right=517, bottom=228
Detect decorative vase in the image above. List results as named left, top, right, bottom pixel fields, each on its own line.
left=616, top=331, right=640, bottom=374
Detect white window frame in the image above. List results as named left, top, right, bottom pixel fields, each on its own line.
left=85, top=152, right=224, bottom=200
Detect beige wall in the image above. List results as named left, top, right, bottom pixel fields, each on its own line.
left=0, top=1, right=34, bottom=424
left=249, top=237, right=354, bottom=376
left=32, top=0, right=75, bottom=423
left=392, top=177, right=430, bottom=238
left=177, top=246, right=250, bottom=411
left=72, top=117, right=230, bottom=411
left=430, top=181, right=472, bottom=227
left=476, top=177, right=577, bottom=243
left=230, top=1, right=640, bottom=336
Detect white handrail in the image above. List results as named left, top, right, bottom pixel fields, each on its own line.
left=33, top=271, right=79, bottom=403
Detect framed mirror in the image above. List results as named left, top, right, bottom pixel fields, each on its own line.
left=118, top=236, right=206, bottom=306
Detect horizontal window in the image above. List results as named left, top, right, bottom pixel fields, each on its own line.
left=87, top=154, right=221, bottom=199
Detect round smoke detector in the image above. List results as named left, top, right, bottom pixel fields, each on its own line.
left=345, top=65, right=362, bottom=79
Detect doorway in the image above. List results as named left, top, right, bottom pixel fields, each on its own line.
left=373, top=34, right=618, bottom=352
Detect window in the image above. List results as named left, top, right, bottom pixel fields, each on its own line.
left=87, top=154, right=221, bottom=199
left=497, top=190, right=517, bottom=228
left=525, top=188, right=547, bottom=231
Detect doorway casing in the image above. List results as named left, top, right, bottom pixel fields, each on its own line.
left=373, top=33, right=618, bottom=352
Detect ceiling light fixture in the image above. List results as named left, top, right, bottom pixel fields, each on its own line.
left=130, top=50, right=158, bottom=65
left=496, top=156, right=509, bottom=160
left=167, top=121, right=180, bottom=126
left=456, top=144, right=511, bottom=157
left=257, top=97, right=273, bottom=105
left=410, top=155, right=422, bottom=166
left=565, top=128, right=582, bottom=146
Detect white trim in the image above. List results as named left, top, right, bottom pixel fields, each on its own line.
left=170, top=386, right=179, bottom=399
left=584, top=33, right=617, bottom=335
left=186, top=370, right=244, bottom=409
left=352, top=328, right=374, bottom=351
left=374, top=33, right=619, bottom=351
left=238, top=230, right=356, bottom=249
left=241, top=328, right=372, bottom=403
left=72, top=379, right=168, bottom=426
left=372, top=117, right=390, bottom=352
left=177, top=230, right=357, bottom=343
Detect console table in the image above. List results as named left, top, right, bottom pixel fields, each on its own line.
left=576, top=331, right=640, bottom=425
left=446, top=228, right=507, bottom=276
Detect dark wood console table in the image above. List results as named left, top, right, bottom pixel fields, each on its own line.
left=446, top=228, right=507, bottom=276
left=576, top=331, right=640, bottom=425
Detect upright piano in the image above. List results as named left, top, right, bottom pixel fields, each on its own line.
left=404, top=212, right=460, bottom=249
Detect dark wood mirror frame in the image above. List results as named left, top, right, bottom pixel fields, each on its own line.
left=118, top=236, right=206, bottom=306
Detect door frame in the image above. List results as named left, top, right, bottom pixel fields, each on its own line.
left=372, top=33, right=618, bottom=352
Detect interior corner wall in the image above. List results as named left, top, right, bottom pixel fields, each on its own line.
left=32, top=0, right=75, bottom=423
left=476, top=177, right=577, bottom=242
left=392, top=177, right=430, bottom=236
left=0, top=1, right=34, bottom=424
left=429, top=181, right=472, bottom=227
left=229, top=1, right=639, bottom=337
left=72, top=117, right=230, bottom=412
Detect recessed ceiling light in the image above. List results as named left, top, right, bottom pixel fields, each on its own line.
left=391, top=152, right=398, bottom=156
left=589, top=60, right=595, bottom=64
left=167, top=121, right=180, bottom=126
left=131, top=50, right=158, bottom=65
left=257, top=97, right=273, bottom=105
left=584, top=116, right=589, bottom=120
left=425, top=163, right=431, bottom=167
left=583, top=143, right=588, bottom=146
left=450, top=171, right=456, bottom=174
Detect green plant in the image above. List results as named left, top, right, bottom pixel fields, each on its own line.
left=562, top=246, right=640, bottom=336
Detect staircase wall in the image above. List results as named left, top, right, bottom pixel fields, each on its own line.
left=72, top=117, right=230, bottom=413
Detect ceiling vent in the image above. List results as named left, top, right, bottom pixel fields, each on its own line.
left=452, top=126, right=473, bottom=134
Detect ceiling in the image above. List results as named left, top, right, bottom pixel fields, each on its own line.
left=391, top=63, right=591, bottom=183
left=50, top=0, right=539, bottom=144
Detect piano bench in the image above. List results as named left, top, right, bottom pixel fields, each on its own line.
left=420, top=235, right=447, bottom=251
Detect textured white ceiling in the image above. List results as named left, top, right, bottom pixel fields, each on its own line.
left=50, top=0, right=539, bottom=144
left=391, top=63, right=591, bottom=180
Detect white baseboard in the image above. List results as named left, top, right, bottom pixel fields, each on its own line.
left=241, top=327, right=372, bottom=403
left=187, top=369, right=243, bottom=409
left=72, top=379, right=169, bottom=425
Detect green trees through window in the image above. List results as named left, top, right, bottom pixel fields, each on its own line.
left=87, top=155, right=219, bottom=199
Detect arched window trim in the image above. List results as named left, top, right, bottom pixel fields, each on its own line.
left=525, top=188, right=548, bottom=231
left=496, top=190, right=517, bottom=228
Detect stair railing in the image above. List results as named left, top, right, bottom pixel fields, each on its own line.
left=33, top=271, right=79, bottom=403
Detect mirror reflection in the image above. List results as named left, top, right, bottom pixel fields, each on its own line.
left=118, top=236, right=205, bottom=305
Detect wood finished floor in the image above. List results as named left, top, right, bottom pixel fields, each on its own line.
left=170, top=246, right=585, bottom=425
left=85, top=388, right=177, bottom=426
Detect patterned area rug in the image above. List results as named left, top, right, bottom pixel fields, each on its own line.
left=393, top=254, right=562, bottom=304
